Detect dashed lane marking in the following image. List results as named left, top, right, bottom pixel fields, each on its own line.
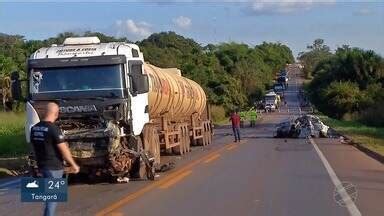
left=107, top=212, right=123, bottom=216
left=226, top=145, right=238, bottom=151
left=158, top=170, right=192, bottom=189
left=203, top=153, right=221, bottom=163
left=96, top=141, right=246, bottom=216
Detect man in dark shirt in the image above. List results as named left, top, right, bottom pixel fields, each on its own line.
left=229, top=110, right=241, bottom=142
left=30, top=102, right=79, bottom=216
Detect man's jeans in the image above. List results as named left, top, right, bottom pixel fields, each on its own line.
left=42, top=169, right=64, bottom=216
left=232, top=126, right=241, bottom=141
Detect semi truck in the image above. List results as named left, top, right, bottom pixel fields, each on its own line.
left=24, top=37, right=212, bottom=180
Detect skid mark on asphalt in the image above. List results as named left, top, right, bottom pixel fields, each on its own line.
left=158, top=170, right=192, bottom=189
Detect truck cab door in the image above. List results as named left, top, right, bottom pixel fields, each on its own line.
left=128, top=61, right=150, bottom=135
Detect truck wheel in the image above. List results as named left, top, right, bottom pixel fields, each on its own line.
left=191, top=138, right=197, bottom=146
left=207, top=128, right=213, bottom=145
left=143, top=124, right=161, bottom=166
left=172, top=146, right=183, bottom=155
left=197, top=138, right=204, bottom=146
left=129, top=137, right=147, bottom=180
left=185, top=126, right=191, bottom=152
left=206, top=123, right=212, bottom=145
left=203, top=131, right=208, bottom=146
left=173, top=126, right=184, bottom=155
left=129, top=157, right=146, bottom=180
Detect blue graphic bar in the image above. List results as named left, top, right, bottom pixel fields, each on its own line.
left=21, top=177, right=68, bottom=202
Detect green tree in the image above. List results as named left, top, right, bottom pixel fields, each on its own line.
left=298, top=39, right=332, bottom=78
left=308, top=46, right=384, bottom=125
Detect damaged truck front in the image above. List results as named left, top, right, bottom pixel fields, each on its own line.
left=26, top=37, right=155, bottom=180
left=25, top=37, right=213, bottom=181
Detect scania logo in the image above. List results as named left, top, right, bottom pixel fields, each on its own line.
left=59, top=105, right=97, bottom=113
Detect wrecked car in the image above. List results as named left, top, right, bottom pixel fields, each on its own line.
left=274, top=115, right=329, bottom=138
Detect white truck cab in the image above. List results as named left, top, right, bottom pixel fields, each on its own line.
left=26, top=37, right=150, bottom=141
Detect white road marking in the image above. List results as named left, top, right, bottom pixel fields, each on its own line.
left=309, top=138, right=362, bottom=216
left=0, top=179, right=20, bottom=189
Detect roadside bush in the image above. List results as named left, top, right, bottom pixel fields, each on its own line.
left=359, top=99, right=384, bottom=127
left=321, top=81, right=362, bottom=119
left=210, top=105, right=227, bottom=124
left=0, top=112, right=28, bottom=156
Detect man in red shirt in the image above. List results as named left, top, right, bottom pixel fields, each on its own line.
left=229, top=110, right=241, bottom=142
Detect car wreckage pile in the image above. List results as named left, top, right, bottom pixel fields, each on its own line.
left=274, top=115, right=332, bottom=138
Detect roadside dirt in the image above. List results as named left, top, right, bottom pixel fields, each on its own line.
left=0, top=156, right=28, bottom=178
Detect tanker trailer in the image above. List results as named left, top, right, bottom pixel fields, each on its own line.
left=25, top=37, right=212, bottom=181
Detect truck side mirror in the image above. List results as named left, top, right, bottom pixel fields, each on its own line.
left=139, top=74, right=149, bottom=93
left=10, top=71, right=22, bottom=101
left=131, top=74, right=149, bottom=95
left=129, top=61, right=149, bottom=96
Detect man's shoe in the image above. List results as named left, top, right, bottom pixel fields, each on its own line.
left=234, top=140, right=237, bottom=142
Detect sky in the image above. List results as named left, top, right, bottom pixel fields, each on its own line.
left=0, top=1, right=383, bottom=57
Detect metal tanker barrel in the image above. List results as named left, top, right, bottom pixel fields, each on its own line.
left=144, top=63, right=207, bottom=120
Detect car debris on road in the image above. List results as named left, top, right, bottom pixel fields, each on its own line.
left=274, top=115, right=330, bottom=138
left=117, top=177, right=130, bottom=183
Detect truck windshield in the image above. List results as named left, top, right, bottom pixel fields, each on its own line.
left=30, top=65, right=123, bottom=93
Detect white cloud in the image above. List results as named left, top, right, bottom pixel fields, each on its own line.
left=115, top=19, right=152, bottom=41
left=173, top=16, right=192, bottom=29
left=353, top=8, right=373, bottom=16
left=248, top=0, right=335, bottom=15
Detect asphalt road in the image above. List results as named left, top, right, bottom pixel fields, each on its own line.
left=1, top=65, right=383, bottom=216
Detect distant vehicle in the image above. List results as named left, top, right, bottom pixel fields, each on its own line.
left=297, top=64, right=304, bottom=69
left=280, top=69, right=288, bottom=77
left=264, top=91, right=279, bottom=112
left=277, top=76, right=288, bottom=88
left=273, top=83, right=285, bottom=98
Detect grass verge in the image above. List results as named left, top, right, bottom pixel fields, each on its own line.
left=318, top=114, right=384, bottom=156
left=213, top=118, right=230, bottom=126
left=0, top=112, right=29, bottom=157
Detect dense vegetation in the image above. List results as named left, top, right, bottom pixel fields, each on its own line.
left=0, top=112, right=27, bottom=156
left=301, top=40, right=384, bottom=126
left=0, top=31, right=294, bottom=116
left=298, top=39, right=332, bottom=79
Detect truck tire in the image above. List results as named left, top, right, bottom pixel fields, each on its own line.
left=207, top=123, right=213, bottom=145
left=129, top=137, right=147, bottom=180
left=184, top=126, right=191, bottom=152
left=172, top=126, right=185, bottom=155
left=143, top=124, right=161, bottom=166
